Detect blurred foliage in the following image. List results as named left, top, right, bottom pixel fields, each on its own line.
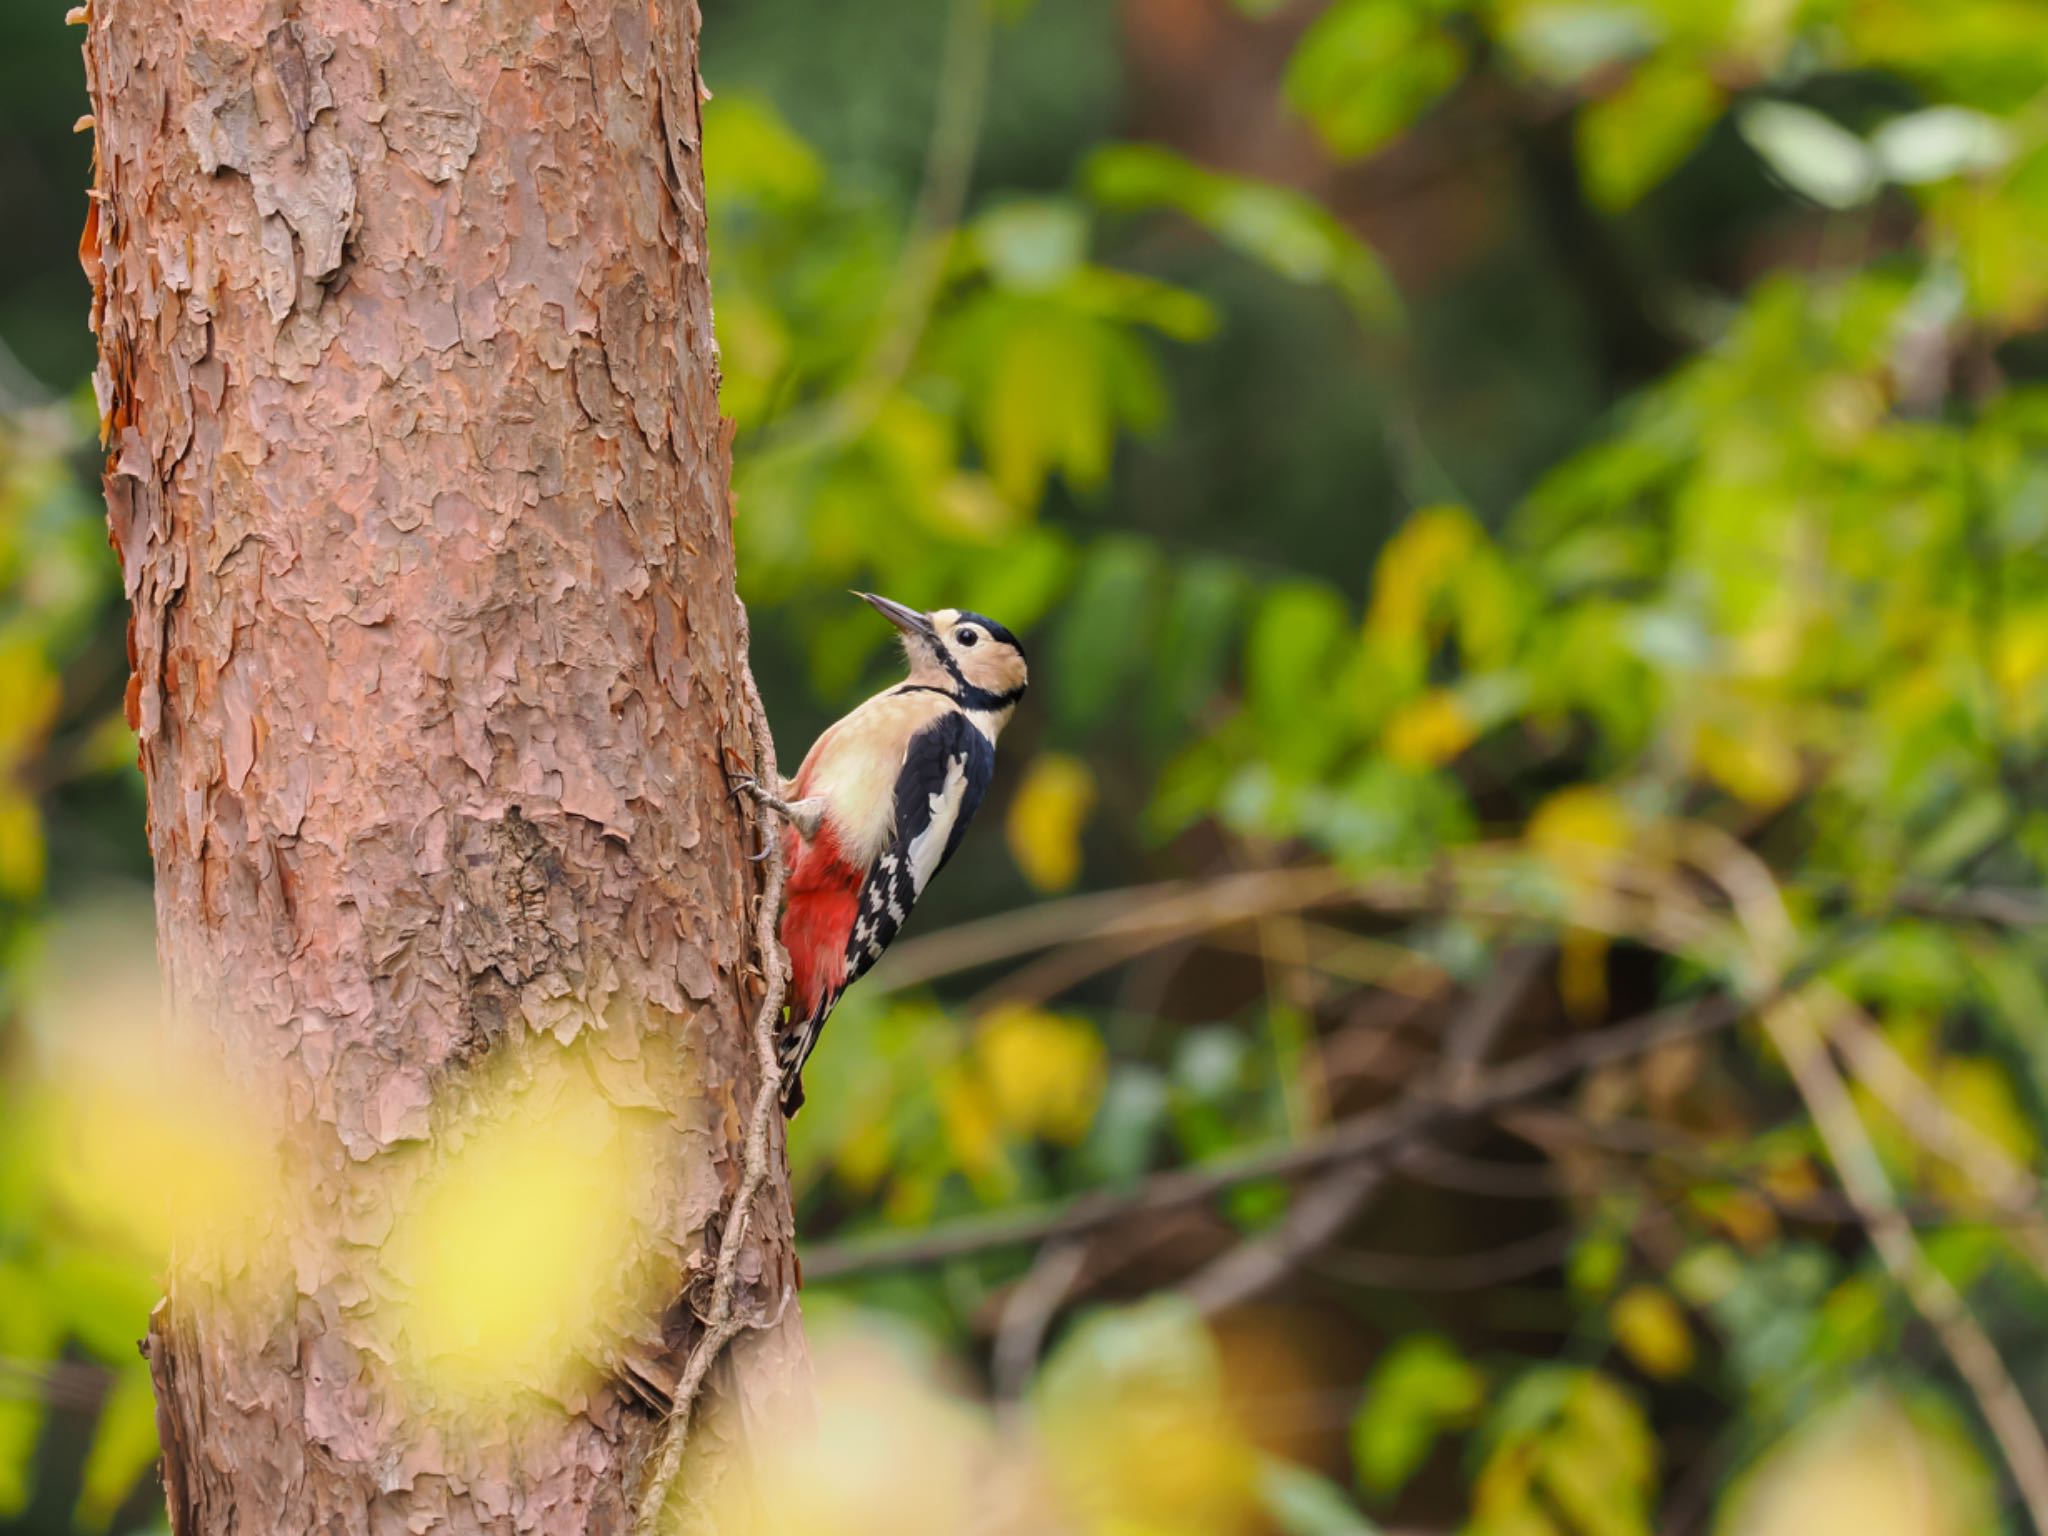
left=6, top=0, right=2048, bottom=1532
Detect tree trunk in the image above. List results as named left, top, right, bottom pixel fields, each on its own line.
left=80, top=0, right=805, bottom=1529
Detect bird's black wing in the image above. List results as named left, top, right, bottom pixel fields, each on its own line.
left=843, top=709, right=995, bottom=989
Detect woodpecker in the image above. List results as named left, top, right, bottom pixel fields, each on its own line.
left=736, top=592, right=1029, bottom=1114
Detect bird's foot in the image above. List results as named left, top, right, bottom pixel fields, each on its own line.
left=730, top=775, right=826, bottom=841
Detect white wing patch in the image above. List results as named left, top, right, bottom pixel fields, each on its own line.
left=906, top=752, right=970, bottom=897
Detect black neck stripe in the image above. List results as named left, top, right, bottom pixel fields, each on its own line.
left=932, top=648, right=1025, bottom=712
left=892, top=681, right=1025, bottom=711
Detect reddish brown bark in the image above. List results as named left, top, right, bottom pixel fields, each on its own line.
left=81, top=0, right=805, bottom=1528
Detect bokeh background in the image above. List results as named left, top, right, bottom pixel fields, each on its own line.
left=7, top=0, right=2048, bottom=1532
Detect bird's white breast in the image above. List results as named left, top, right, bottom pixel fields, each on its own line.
left=795, top=689, right=952, bottom=867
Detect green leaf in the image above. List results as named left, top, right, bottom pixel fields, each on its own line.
left=1472, top=1368, right=1656, bottom=1536
left=1084, top=145, right=1397, bottom=326
left=1147, top=559, right=1245, bottom=748
left=983, top=310, right=1108, bottom=504
left=1871, top=106, right=2013, bottom=185
left=42, top=1247, right=159, bottom=1366
left=75, top=1365, right=158, bottom=1530
left=1349, top=1334, right=1485, bottom=1499
left=1285, top=0, right=1466, bottom=160
left=1067, top=267, right=1219, bottom=341
left=0, top=1261, right=60, bottom=1517
left=1738, top=101, right=1879, bottom=209
left=974, top=200, right=1090, bottom=292
left=1910, top=787, right=2009, bottom=876
left=1503, top=4, right=1658, bottom=85
left=1258, top=1457, right=1385, bottom=1536
left=1577, top=58, right=1724, bottom=211
left=1247, top=581, right=1352, bottom=768
left=1050, top=539, right=1163, bottom=734
left=701, top=94, right=826, bottom=206
left=1076, top=1065, right=1170, bottom=1184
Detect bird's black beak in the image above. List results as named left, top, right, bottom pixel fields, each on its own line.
left=854, top=591, right=938, bottom=642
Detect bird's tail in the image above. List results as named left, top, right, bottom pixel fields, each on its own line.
left=776, top=1005, right=828, bottom=1118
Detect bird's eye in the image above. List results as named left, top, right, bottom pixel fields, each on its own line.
left=957, top=628, right=980, bottom=647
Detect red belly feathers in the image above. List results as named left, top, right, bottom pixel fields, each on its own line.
left=780, top=819, right=861, bottom=1022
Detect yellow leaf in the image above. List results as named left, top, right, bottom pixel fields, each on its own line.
left=1577, top=58, right=1724, bottom=213
left=883, top=1165, right=940, bottom=1227
left=1693, top=716, right=1802, bottom=809
left=0, top=640, right=60, bottom=771
left=935, top=1062, right=1012, bottom=1198
left=934, top=472, right=1020, bottom=542
left=982, top=314, right=1109, bottom=506
left=0, top=790, right=44, bottom=898
left=1994, top=609, right=2048, bottom=736
left=1384, top=689, right=1477, bottom=768
left=1718, top=1390, right=1996, bottom=1536
left=74, top=1366, right=157, bottom=1530
left=976, top=1005, right=1106, bottom=1144
left=1929, top=1057, right=2035, bottom=1201
left=1527, top=786, right=1637, bottom=907
left=1365, top=504, right=1481, bottom=651
left=1611, top=1286, right=1696, bottom=1380
left=834, top=1114, right=895, bottom=1196
left=1691, top=1186, right=1779, bottom=1250
left=1036, top=1301, right=1259, bottom=1536
left=1559, top=925, right=1609, bottom=1023
left=1006, top=752, right=1097, bottom=893
left=734, top=1326, right=1016, bottom=1536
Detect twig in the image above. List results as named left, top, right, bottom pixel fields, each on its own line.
left=0, top=1356, right=110, bottom=1411
left=1312, top=1227, right=1575, bottom=1292
left=802, top=987, right=1746, bottom=1280
left=1498, top=1107, right=2042, bottom=1229
left=1684, top=832, right=2048, bottom=1535
left=1892, top=884, right=2048, bottom=930
left=1764, top=993, right=2048, bottom=1536
left=1182, top=1163, right=1391, bottom=1317
left=883, top=846, right=1723, bottom=1016
left=1814, top=996, right=2048, bottom=1276
left=990, top=1240, right=1089, bottom=1405
left=634, top=659, right=793, bottom=1534
left=868, top=867, right=1365, bottom=993
left=1178, top=946, right=1550, bottom=1316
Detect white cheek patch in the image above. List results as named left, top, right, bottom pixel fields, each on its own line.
left=906, top=752, right=970, bottom=896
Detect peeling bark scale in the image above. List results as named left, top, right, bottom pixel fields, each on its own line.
left=81, top=0, right=807, bottom=1529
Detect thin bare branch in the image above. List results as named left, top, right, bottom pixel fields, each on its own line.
left=867, top=867, right=1366, bottom=993
left=1683, top=829, right=2048, bottom=1536
left=636, top=657, right=794, bottom=1534
left=1764, top=993, right=2048, bottom=1536
left=1312, top=1227, right=1575, bottom=1292
left=1179, top=946, right=1551, bottom=1316
left=1815, top=995, right=2048, bottom=1275
left=803, top=986, right=1744, bottom=1281
left=990, top=1240, right=1090, bottom=1406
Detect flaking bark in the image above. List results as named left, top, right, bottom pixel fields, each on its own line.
left=81, top=0, right=806, bottom=1528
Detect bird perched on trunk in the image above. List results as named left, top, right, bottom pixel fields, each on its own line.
left=735, top=592, right=1029, bottom=1114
